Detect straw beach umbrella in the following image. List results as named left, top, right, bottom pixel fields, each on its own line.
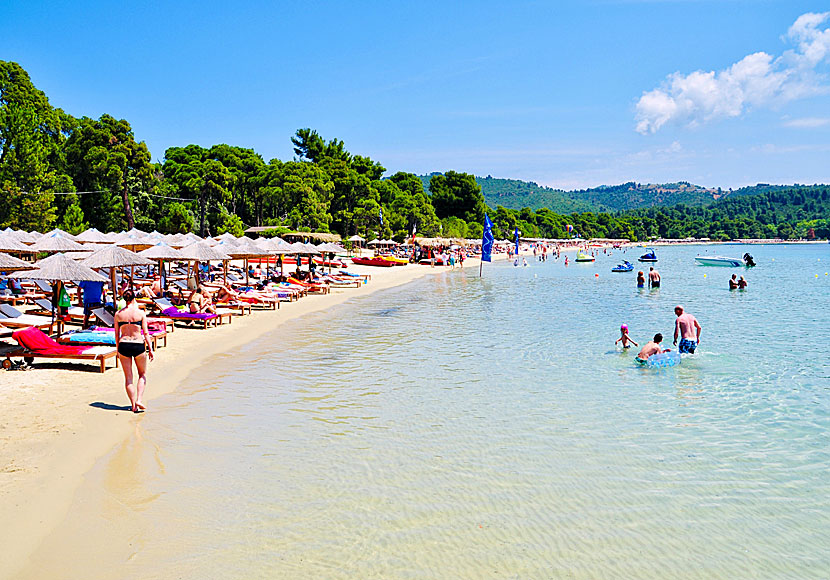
left=29, top=232, right=87, bottom=253
left=225, top=239, right=271, bottom=286
left=8, top=253, right=109, bottom=330
left=0, top=253, right=35, bottom=271
left=0, top=233, right=36, bottom=253
left=178, top=241, right=231, bottom=288
left=82, top=245, right=155, bottom=296
left=9, top=253, right=108, bottom=282
left=75, top=228, right=110, bottom=244
left=139, top=243, right=186, bottom=291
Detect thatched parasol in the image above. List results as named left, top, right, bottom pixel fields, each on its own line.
left=75, top=228, right=110, bottom=243
left=44, top=227, right=78, bottom=241
left=179, top=242, right=231, bottom=261
left=139, top=242, right=185, bottom=261
left=177, top=242, right=231, bottom=289
left=114, top=232, right=154, bottom=250
left=8, top=253, right=107, bottom=282
left=30, top=232, right=87, bottom=253
left=81, top=245, right=154, bottom=269
left=82, top=243, right=156, bottom=297
left=0, top=233, right=36, bottom=253
left=225, top=239, right=271, bottom=285
left=0, top=253, right=35, bottom=271
left=139, top=243, right=186, bottom=291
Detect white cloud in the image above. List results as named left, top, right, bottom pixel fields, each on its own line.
left=782, top=117, right=830, bottom=128
left=636, top=12, right=830, bottom=134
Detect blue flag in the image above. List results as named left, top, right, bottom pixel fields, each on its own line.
left=514, top=227, right=520, bottom=256
left=481, top=214, right=494, bottom=262
left=379, top=207, right=383, bottom=226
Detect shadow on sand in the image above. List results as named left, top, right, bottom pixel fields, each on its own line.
left=89, top=402, right=132, bottom=412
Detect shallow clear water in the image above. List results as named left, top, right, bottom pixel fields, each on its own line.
left=59, top=245, right=830, bottom=578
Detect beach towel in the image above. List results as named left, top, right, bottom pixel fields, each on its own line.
left=12, top=326, right=88, bottom=355
left=161, top=306, right=216, bottom=320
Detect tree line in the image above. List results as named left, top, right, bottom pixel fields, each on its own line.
left=1, top=60, right=828, bottom=242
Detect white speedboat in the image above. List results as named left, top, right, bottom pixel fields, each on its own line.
left=694, top=256, right=745, bottom=267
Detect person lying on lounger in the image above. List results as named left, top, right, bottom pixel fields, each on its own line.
left=215, top=284, right=239, bottom=303
left=138, top=276, right=163, bottom=299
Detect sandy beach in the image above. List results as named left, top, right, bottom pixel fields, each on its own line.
left=0, top=258, right=494, bottom=579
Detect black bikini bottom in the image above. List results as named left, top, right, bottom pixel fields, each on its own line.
left=118, top=342, right=146, bottom=358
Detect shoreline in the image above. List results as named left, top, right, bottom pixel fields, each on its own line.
left=0, top=259, right=495, bottom=579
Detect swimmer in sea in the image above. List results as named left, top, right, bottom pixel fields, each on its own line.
left=673, top=305, right=701, bottom=354
left=637, top=271, right=645, bottom=288
left=615, top=324, right=639, bottom=349
left=648, top=267, right=660, bottom=288
left=636, top=333, right=667, bottom=364
left=729, top=274, right=738, bottom=289
left=738, top=276, right=747, bottom=289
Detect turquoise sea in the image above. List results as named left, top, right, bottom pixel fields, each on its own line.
left=41, top=244, right=830, bottom=578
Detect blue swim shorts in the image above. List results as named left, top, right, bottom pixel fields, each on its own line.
left=678, top=338, right=697, bottom=354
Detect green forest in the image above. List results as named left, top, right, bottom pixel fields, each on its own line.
left=1, top=60, right=829, bottom=243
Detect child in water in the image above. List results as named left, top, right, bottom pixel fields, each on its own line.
left=637, top=271, right=645, bottom=288
left=615, top=324, right=639, bottom=349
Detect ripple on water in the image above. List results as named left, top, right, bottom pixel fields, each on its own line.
left=68, top=245, right=830, bottom=579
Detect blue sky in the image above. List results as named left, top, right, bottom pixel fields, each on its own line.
left=3, top=1, right=830, bottom=190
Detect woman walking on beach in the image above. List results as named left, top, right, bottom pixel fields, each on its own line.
left=114, top=290, right=154, bottom=413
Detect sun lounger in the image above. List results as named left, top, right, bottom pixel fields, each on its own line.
left=92, top=308, right=174, bottom=334
left=4, top=326, right=117, bottom=372
left=0, top=323, right=15, bottom=340
left=339, top=269, right=370, bottom=282
left=287, top=277, right=329, bottom=294
left=151, top=298, right=231, bottom=329
left=0, top=305, right=55, bottom=333
left=58, top=324, right=167, bottom=349
left=29, top=298, right=87, bottom=324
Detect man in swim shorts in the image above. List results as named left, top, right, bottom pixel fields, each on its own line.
left=673, top=305, right=701, bottom=354
left=636, top=333, right=666, bottom=364
left=648, top=267, right=660, bottom=288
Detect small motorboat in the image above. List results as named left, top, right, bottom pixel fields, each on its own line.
left=695, top=253, right=755, bottom=267
left=638, top=249, right=658, bottom=262
left=575, top=251, right=595, bottom=262
left=694, top=256, right=743, bottom=267
left=611, top=260, right=634, bottom=272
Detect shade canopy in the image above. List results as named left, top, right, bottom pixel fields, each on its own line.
left=44, top=227, right=77, bottom=241
left=348, top=235, right=365, bottom=242
left=139, top=242, right=186, bottom=260
left=0, top=253, right=35, bottom=271
left=0, top=234, right=36, bottom=253
left=178, top=242, right=231, bottom=261
left=75, top=228, right=110, bottom=243
left=317, top=242, right=344, bottom=253
left=81, top=245, right=154, bottom=269
left=8, top=252, right=108, bottom=282
left=227, top=239, right=271, bottom=258
left=30, top=232, right=87, bottom=253
left=114, top=232, right=154, bottom=248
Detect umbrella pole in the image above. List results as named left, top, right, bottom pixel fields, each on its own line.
left=223, top=260, right=227, bottom=285
left=245, top=258, right=249, bottom=287
left=110, top=267, right=117, bottom=306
